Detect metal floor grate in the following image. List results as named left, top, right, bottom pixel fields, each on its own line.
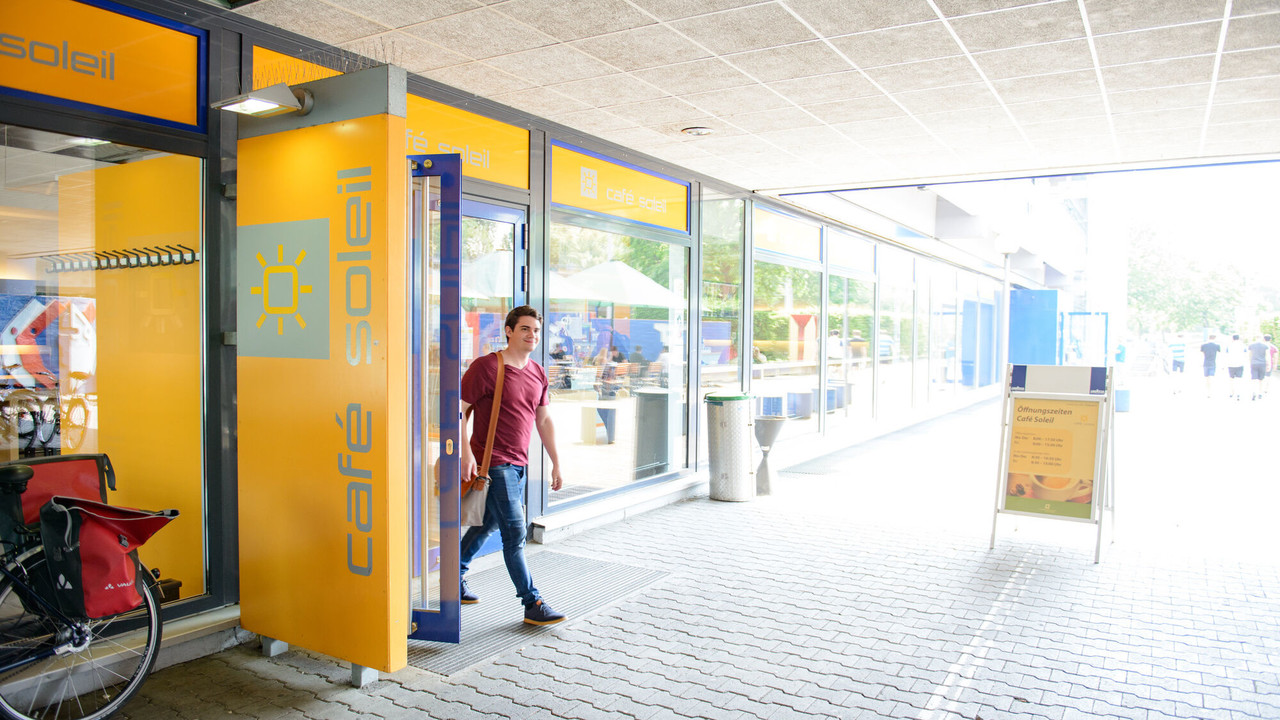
left=407, top=551, right=666, bottom=676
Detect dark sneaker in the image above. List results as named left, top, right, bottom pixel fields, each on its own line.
left=523, top=600, right=565, bottom=626
left=460, top=580, right=478, bottom=605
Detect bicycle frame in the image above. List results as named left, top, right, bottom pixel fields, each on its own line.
left=0, top=560, right=85, bottom=676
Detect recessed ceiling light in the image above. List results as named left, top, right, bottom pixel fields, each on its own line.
left=681, top=126, right=715, bottom=136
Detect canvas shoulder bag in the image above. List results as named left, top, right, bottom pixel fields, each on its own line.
left=461, top=352, right=505, bottom=527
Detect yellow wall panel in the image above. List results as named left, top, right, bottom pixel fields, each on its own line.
left=1, top=0, right=201, bottom=127
left=55, top=154, right=205, bottom=598
left=237, top=113, right=409, bottom=673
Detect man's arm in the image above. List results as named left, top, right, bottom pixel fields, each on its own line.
left=459, top=399, right=477, bottom=481
left=535, top=405, right=563, bottom=491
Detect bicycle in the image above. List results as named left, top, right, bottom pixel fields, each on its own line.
left=31, top=373, right=94, bottom=455
left=0, top=463, right=164, bottom=720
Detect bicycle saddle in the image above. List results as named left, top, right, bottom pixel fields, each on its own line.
left=0, top=464, right=34, bottom=492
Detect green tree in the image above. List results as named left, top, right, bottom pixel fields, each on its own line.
left=1127, top=227, right=1241, bottom=335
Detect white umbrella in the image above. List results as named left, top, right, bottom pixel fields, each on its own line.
left=569, top=261, right=680, bottom=307
left=548, top=271, right=593, bottom=302
left=463, top=250, right=513, bottom=299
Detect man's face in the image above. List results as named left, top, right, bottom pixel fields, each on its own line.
left=506, top=316, right=541, bottom=351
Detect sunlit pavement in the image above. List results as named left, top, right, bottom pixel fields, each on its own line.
left=121, top=379, right=1279, bottom=720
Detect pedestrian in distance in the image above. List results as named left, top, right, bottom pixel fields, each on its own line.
left=1168, top=333, right=1186, bottom=374
left=1224, top=333, right=1247, bottom=400
left=458, top=305, right=567, bottom=626
left=1246, top=335, right=1271, bottom=401
left=1201, top=334, right=1221, bottom=398
left=1254, top=333, right=1274, bottom=394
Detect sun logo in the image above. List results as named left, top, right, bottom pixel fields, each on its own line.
left=251, top=244, right=312, bottom=335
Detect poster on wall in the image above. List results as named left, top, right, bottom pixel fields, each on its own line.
left=1002, top=396, right=1101, bottom=520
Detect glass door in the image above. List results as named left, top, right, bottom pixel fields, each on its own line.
left=457, top=199, right=526, bottom=556
left=408, top=155, right=462, bottom=643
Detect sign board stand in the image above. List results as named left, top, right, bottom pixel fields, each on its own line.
left=990, top=364, right=1116, bottom=563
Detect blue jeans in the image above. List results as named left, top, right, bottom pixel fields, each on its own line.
left=459, top=464, right=540, bottom=607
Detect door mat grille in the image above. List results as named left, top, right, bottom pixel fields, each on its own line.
left=407, top=551, right=666, bottom=676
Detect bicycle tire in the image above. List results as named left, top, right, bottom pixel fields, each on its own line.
left=33, top=401, right=57, bottom=449
left=61, top=401, right=87, bottom=453
left=0, top=550, right=162, bottom=720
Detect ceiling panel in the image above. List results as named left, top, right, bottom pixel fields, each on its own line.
left=669, top=4, right=816, bottom=54
left=948, top=2, right=1086, bottom=53
left=569, top=25, right=710, bottom=71
left=492, top=0, right=656, bottom=42
left=827, top=22, right=963, bottom=69
left=404, top=7, right=554, bottom=58
left=1092, top=23, right=1222, bottom=67
left=724, top=41, right=851, bottom=83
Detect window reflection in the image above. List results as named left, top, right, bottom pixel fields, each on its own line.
left=826, top=275, right=874, bottom=433
left=751, top=261, right=821, bottom=441
left=697, top=195, right=743, bottom=467
left=0, top=125, right=203, bottom=600
left=876, top=248, right=914, bottom=416
left=547, top=221, right=688, bottom=505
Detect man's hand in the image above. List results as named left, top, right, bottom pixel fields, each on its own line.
left=460, top=447, right=478, bottom=485
left=550, top=463, right=563, bottom=491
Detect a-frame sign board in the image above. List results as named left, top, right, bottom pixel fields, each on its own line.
left=990, top=364, right=1116, bottom=563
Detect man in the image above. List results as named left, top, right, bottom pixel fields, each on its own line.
left=1247, top=335, right=1272, bottom=400
left=1267, top=334, right=1279, bottom=395
left=459, top=305, right=566, bottom=626
left=1201, top=334, right=1221, bottom=398
left=1168, top=334, right=1186, bottom=373
left=1224, top=333, right=1247, bottom=400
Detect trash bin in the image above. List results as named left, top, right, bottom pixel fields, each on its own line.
left=706, top=393, right=754, bottom=502
left=754, top=415, right=786, bottom=496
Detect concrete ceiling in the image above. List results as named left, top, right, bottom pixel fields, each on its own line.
left=230, top=0, right=1280, bottom=194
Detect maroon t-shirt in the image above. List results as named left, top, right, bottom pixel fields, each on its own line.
left=461, top=352, right=549, bottom=468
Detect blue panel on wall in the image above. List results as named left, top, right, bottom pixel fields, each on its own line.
left=1009, top=289, right=1061, bottom=366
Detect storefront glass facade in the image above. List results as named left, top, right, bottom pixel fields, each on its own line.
left=0, top=125, right=206, bottom=599
left=545, top=217, right=689, bottom=506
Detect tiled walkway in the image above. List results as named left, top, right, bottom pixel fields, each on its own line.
left=121, top=378, right=1280, bottom=719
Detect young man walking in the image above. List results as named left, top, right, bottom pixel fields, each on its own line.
left=458, top=305, right=566, bottom=625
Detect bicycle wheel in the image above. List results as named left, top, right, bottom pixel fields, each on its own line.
left=0, top=551, right=162, bottom=720
left=6, top=398, right=38, bottom=457
left=61, top=401, right=86, bottom=453
left=33, top=400, right=58, bottom=451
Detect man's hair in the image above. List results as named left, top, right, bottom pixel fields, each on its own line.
left=505, top=305, right=541, bottom=330
left=1267, top=335, right=1273, bottom=342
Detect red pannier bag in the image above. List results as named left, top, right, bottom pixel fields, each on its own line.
left=2, top=454, right=115, bottom=526
left=39, top=496, right=178, bottom=620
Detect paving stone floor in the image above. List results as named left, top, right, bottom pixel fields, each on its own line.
left=121, top=379, right=1280, bottom=719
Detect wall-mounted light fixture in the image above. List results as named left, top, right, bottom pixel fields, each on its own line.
left=211, top=82, right=313, bottom=117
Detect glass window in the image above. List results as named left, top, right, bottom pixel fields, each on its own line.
left=828, top=228, right=874, bottom=273
left=979, top=278, right=1000, bottom=387
left=930, top=266, right=959, bottom=399
left=547, top=219, right=688, bottom=505
left=753, top=206, right=820, bottom=261
left=825, top=274, right=874, bottom=435
left=751, top=260, right=821, bottom=441
left=959, top=274, right=982, bottom=390
left=876, top=246, right=914, bottom=418
left=0, top=125, right=204, bottom=600
left=460, top=215, right=516, bottom=362
left=913, top=265, right=930, bottom=406
left=698, top=193, right=743, bottom=468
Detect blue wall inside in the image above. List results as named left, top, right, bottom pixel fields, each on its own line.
left=1009, top=289, right=1061, bottom=366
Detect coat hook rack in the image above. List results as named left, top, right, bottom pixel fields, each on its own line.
left=40, top=245, right=201, bottom=273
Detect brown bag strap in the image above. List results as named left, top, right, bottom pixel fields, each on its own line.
left=476, top=351, right=505, bottom=478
